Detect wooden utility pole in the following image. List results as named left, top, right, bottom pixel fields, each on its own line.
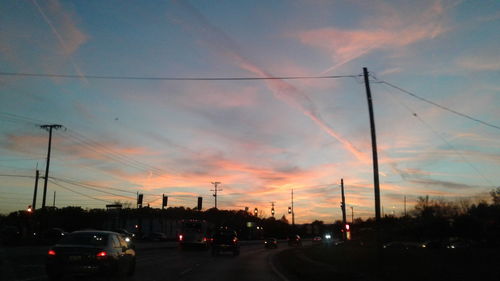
left=340, top=179, right=347, bottom=240
left=32, top=169, right=40, bottom=210
left=40, top=124, right=62, bottom=209
left=363, top=68, right=381, bottom=222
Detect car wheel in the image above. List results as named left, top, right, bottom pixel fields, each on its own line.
left=127, top=258, right=136, bottom=276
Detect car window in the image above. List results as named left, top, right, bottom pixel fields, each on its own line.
left=110, top=234, right=121, bottom=248
left=58, top=233, right=108, bottom=246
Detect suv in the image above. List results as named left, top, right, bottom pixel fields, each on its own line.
left=211, top=229, right=240, bottom=256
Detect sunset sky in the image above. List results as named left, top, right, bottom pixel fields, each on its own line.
left=1, top=0, right=499, bottom=223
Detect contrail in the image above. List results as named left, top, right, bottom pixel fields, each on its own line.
left=170, top=1, right=367, bottom=162
left=31, top=0, right=87, bottom=83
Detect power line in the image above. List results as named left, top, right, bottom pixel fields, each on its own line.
left=381, top=88, right=495, bottom=188
left=374, top=79, right=500, bottom=131
left=50, top=178, right=136, bottom=200
left=49, top=179, right=113, bottom=204
left=0, top=71, right=361, bottom=81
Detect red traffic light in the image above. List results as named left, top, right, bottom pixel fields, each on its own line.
left=345, top=224, right=350, bottom=231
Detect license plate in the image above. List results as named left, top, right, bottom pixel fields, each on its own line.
left=69, top=255, right=82, bottom=261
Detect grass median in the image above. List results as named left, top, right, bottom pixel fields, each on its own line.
left=276, top=242, right=499, bottom=281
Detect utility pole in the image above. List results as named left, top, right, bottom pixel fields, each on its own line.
left=340, top=179, right=347, bottom=240
left=40, top=124, right=62, bottom=209
left=363, top=67, right=381, bottom=222
left=404, top=195, right=407, bottom=217
left=270, top=201, right=276, bottom=217
left=351, top=206, right=354, bottom=224
left=52, top=191, right=56, bottom=207
left=211, top=181, right=222, bottom=209
left=32, top=169, right=40, bottom=210
left=291, top=189, right=294, bottom=226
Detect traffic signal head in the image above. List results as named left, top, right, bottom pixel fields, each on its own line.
left=288, top=206, right=292, bottom=214
left=271, top=208, right=275, bottom=215
left=27, top=205, right=32, bottom=213
left=345, top=224, right=350, bottom=231
left=254, top=208, right=258, bottom=215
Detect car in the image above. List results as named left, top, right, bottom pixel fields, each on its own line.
left=40, top=228, right=67, bottom=245
left=211, top=228, right=240, bottom=256
left=145, top=232, right=168, bottom=241
left=264, top=238, right=278, bottom=249
left=313, top=236, right=322, bottom=243
left=46, top=230, right=136, bottom=280
left=288, top=234, right=302, bottom=247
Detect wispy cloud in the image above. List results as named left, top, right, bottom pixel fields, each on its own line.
left=294, top=0, right=449, bottom=74
left=31, top=0, right=87, bottom=79
left=169, top=1, right=367, bottom=162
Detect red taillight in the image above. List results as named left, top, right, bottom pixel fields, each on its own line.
left=96, top=251, right=107, bottom=257
left=179, top=234, right=183, bottom=241
left=48, top=250, right=56, bottom=256
left=203, top=237, right=207, bottom=242
left=232, top=237, right=238, bottom=243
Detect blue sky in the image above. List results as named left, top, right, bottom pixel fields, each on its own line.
left=0, top=0, right=499, bottom=222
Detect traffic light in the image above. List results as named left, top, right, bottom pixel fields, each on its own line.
left=162, top=195, right=168, bottom=208
left=197, top=197, right=202, bottom=210
left=345, top=224, right=350, bottom=231
left=288, top=206, right=292, bottom=214
left=137, top=194, right=143, bottom=206
left=254, top=208, right=258, bottom=215
left=271, top=208, right=275, bottom=216
left=27, top=205, right=32, bottom=213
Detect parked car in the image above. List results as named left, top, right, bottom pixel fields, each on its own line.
left=46, top=230, right=136, bottom=280
left=211, top=228, right=240, bottom=256
left=264, top=238, right=278, bottom=249
left=288, top=234, right=302, bottom=246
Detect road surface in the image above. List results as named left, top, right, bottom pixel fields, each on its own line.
left=2, top=241, right=302, bottom=281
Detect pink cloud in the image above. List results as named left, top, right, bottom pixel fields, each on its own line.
left=294, top=0, right=448, bottom=73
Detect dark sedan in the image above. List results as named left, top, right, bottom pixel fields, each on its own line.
left=46, top=230, right=136, bottom=280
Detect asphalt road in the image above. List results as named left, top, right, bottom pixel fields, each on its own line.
left=2, top=241, right=300, bottom=281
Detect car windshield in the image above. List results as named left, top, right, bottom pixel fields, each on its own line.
left=58, top=233, right=108, bottom=247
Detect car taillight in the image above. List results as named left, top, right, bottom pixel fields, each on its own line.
left=48, top=250, right=56, bottom=256
left=203, top=237, right=207, bottom=242
left=96, top=251, right=107, bottom=257
left=233, top=238, right=238, bottom=243
left=179, top=234, right=183, bottom=241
